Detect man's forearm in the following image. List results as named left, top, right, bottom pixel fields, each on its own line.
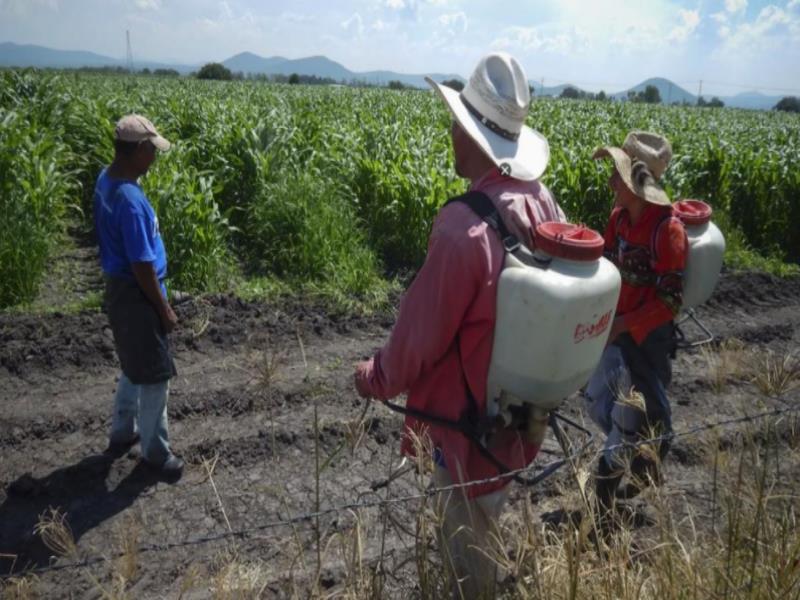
left=131, top=262, right=169, bottom=313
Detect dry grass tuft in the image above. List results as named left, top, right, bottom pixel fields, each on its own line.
left=177, top=563, right=205, bottom=600
left=210, top=552, right=270, bottom=600
left=34, top=507, right=78, bottom=561
left=253, top=342, right=287, bottom=393
left=1, top=575, right=39, bottom=600
left=113, top=514, right=141, bottom=586
left=187, top=298, right=213, bottom=339
left=750, top=350, right=800, bottom=397
left=343, top=402, right=372, bottom=454
left=702, top=338, right=751, bottom=393
left=616, top=388, right=647, bottom=411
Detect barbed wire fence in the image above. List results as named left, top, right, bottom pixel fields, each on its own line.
left=3, top=399, right=798, bottom=578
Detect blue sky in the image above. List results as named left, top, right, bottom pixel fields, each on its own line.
left=1, top=0, right=799, bottom=96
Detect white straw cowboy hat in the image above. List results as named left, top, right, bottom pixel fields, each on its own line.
left=592, top=131, right=672, bottom=206
left=115, top=114, right=171, bottom=151
left=426, top=52, right=549, bottom=181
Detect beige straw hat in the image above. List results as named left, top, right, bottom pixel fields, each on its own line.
left=592, top=131, right=672, bottom=206
left=426, top=52, right=549, bottom=181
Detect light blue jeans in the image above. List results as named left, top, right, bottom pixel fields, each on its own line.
left=584, top=345, right=644, bottom=468
left=585, top=345, right=658, bottom=469
left=585, top=345, right=630, bottom=436
left=110, top=373, right=171, bottom=464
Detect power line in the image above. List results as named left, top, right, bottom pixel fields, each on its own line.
left=6, top=400, right=797, bottom=578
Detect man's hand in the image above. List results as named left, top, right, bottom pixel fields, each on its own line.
left=159, top=303, right=179, bottom=333
left=131, top=261, right=177, bottom=333
left=354, top=359, right=375, bottom=399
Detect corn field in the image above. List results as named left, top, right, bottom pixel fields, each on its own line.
left=1, top=69, right=799, bottom=308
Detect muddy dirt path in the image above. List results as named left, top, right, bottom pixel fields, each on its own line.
left=1, top=270, right=799, bottom=598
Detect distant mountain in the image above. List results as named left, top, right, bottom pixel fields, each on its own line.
left=222, top=51, right=462, bottom=88
left=611, top=77, right=696, bottom=104
left=0, top=41, right=193, bottom=73
left=723, top=90, right=784, bottom=111
left=532, top=75, right=787, bottom=110
left=223, top=52, right=290, bottom=74
left=358, top=69, right=464, bottom=88
left=226, top=54, right=354, bottom=80
left=0, top=42, right=791, bottom=107
left=532, top=83, right=588, bottom=97
left=0, top=41, right=122, bottom=69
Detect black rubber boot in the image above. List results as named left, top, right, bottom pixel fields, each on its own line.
left=594, top=456, right=623, bottom=537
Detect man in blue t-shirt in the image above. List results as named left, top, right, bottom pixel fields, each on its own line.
left=94, top=114, right=182, bottom=479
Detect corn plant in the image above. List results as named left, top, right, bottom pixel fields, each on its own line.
left=2, top=71, right=799, bottom=309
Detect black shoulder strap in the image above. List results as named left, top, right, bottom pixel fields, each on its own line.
left=445, top=191, right=521, bottom=253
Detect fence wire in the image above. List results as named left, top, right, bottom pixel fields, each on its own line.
left=4, top=399, right=798, bottom=577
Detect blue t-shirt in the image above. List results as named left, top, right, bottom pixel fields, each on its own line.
left=94, top=168, right=168, bottom=297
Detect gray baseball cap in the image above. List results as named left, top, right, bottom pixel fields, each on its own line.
left=115, top=114, right=171, bottom=151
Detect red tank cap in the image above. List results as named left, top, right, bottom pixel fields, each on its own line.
left=674, top=199, right=712, bottom=226
left=534, top=222, right=604, bottom=261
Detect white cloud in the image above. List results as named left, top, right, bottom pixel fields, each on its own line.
left=341, top=13, right=364, bottom=37
left=724, top=0, right=747, bottom=13
left=491, top=26, right=575, bottom=54
left=711, top=11, right=728, bottom=24
left=718, top=4, right=798, bottom=50
left=382, top=0, right=450, bottom=21
left=523, top=0, right=699, bottom=53
left=279, top=12, right=315, bottom=24
left=438, top=11, right=467, bottom=35
left=667, top=8, right=700, bottom=42
left=134, top=0, right=160, bottom=9
left=385, top=0, right=449, bottom=7
left=789, top=0, right=800, bottom=11
left=0, top=0, right=59, bottom=14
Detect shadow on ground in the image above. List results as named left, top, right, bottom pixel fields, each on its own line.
left=0, top=451, right=165, bottom=574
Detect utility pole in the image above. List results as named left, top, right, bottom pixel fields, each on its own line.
left=668, top=83, right=672, bottom=104
left=126, top=30, right=134, bottom=74
left=697, top=79, right=703, bottom=101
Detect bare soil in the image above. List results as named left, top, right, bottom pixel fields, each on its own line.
left=1, top=266, right=799, bottom=598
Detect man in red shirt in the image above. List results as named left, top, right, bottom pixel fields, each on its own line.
left=353, top=52, right=564, bottom=597
left=585, top=131, right=688, bottom=519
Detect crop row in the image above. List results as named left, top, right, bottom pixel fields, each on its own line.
left=1, top=70, right=798, bottom=308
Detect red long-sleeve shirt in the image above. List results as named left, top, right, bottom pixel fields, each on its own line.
left=356, top=168, right=565, bottom=497
left=604, top=205, right=688, bottom=344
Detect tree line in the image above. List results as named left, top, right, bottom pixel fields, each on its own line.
left=35, top=61, right=800, bottom=111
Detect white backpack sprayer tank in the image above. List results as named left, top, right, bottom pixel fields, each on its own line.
left=673, top=200, right=726, bottom=309
left=671, top=200, right=726, bottom=346
left=486, top=222, right=622, bottom=441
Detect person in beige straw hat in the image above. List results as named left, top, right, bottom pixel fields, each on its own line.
left=94, top=114, right=183, bottom=479
left=583, top=131, right=688, bottom=527
left=354, top=52, right=565, bottom=597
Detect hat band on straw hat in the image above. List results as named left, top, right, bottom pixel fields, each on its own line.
left=459, top=94, right=520, bottom=142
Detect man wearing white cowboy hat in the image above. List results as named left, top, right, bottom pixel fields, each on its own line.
left=354, top=52, right=564, bottom=596
left=583, top=131, right=688, bottom=523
